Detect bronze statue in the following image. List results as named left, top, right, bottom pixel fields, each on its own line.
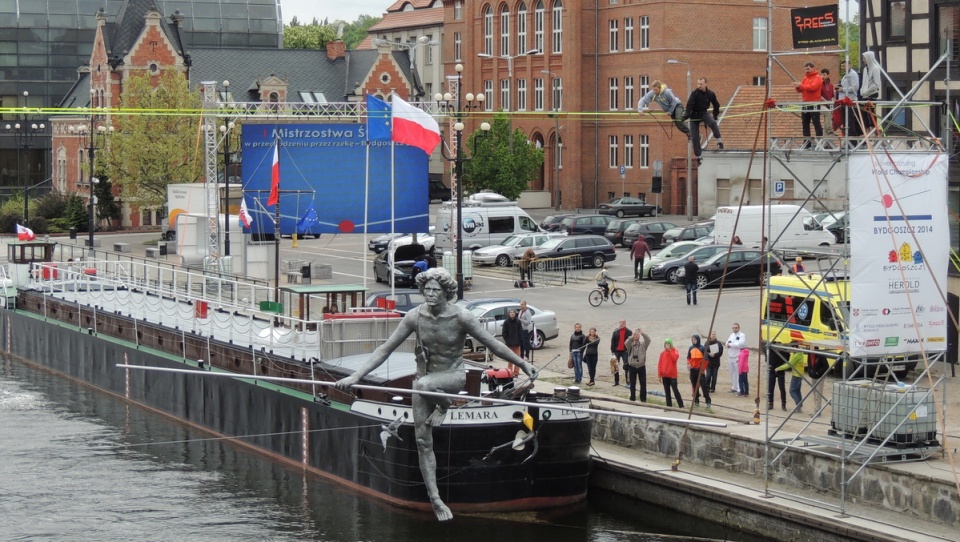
left=336, top=267, right=538, bottom=521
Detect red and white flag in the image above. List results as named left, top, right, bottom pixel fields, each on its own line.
left=391, top=95, right=441, bottom=155
left=267, top=138, right=280, bottom=207
left=16, top=223, right=35, bottom=241
left=238, top=198, right=252, bottom=228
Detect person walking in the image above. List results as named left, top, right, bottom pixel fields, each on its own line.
left=683, top=256, right=699, bottom=305
left=657, top=338, right=684, bottom=408
left=630, top=236, right=652, bottom=282
left=794, top=62, right=824, bottom=149
left=518, top=300, right=534, bottom=361
left=705, top=330, right=724, bottom=393
left=777, top=345, right=807, bottom=413
left=682, top=77, right=724, bottom=163
left=568, top=323, right=587, bottom=385
left=583, top=327, right=601, bottom=386
left=638, top=80, right=691, bottom=144
left=767, top=349, right=788, bottom=411
left=625, top=328, right=652, bottom=402
left=610, top=320, right=633, bottom=387
left=834, top=59, right=860, bottom=135
left=737, top=347, right=750, bottom=397
left=687, top=334, right=709, bottom=407
left=502, top=309, right=524, bottom=376
left=726, top=323, right=746, bottom=394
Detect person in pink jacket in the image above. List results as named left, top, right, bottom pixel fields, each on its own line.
left=657, top=338, right=684, bottom=408
left=737, top=347, right=750, bottom=397
left=794, top=62, right=824, bottom=149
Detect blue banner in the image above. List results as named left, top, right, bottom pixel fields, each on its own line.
left=240, top=123, right=430, bottom=235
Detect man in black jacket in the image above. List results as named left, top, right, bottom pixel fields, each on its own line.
left=683, top=256, right=699, bottom=306
left=682, top=77, right=724, bottom=164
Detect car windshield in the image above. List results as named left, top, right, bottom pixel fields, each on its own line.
left=501, top=235, right=522, bottom=246
left=625, top=224, right=640, bottom=233
left=607, top=219, right=627, bottom=230
left=560, top=218, right=575, bottom=227
left=538, top=238, right=564, bottom=250
left=664, top=228, right=682, bottom=237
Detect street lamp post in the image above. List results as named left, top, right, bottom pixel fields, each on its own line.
left=435, top=63, right=490, bottom=300
left=70, top=110, right=113, bottom=255
left=5, top=91, right=44, bottom=227
left=220, top=79, right=235, bottom=256
left=477, top=49, right=538, bottom=153
left=541, top=69, right=562, bottom=210
left=667, top=59, right=693, bottom=220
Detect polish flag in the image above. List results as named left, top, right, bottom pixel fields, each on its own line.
left=238, top=198, right=252, bottom=228
left=267, top=139, right=280, bottom=207
left=16, top=223, right=35, bottom=241
left=391, top=95, right=441, bottom=155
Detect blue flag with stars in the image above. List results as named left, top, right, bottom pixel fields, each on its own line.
left=366, top=94, right=392, bottom=141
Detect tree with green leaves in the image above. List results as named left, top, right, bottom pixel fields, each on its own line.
left=283, top=23, right=336, bottom=50
left=462, top=112, right=544, bottom=201
left=840, top=20, right=860, bottom=68
left=101, top=70, right=203, bottom=209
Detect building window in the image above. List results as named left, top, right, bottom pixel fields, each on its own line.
left=426, top=34, right=434, bottom=64
left=609, top=135, right=619, bottom=168
left=552, top=77, right=562, bottom=110
left=624, top=76, right=634, bottom=111
left=624, top=135, right=634, bottom=168
left=640, top=135, right=649, bottom=168
left=535, top=1, right=545, bottom=53
left=938, top=4, right=960, bottom=59
left=552, top=0, right=563, bottom=53
left=753, top=76, right=766, bottom=86
left=454, top=32, right=462, bottom=61
left=534, top=78, right=544, bottom=111
left=484, top=6, right=494, bottom=55
left=501, top=79, right=511, bottom=110
left=624, top=18, right=634, bottom=51
left=640, top=75, right=650, bottom=97
left=518, top=3, right=528, bottom=52
left=609, top=77, right=619, bottom=110
left=500, top=6, right=510, bottom=56
left=753, top=17, right=767, bottom=51
left=889, top=1, right=907, bottom=39
left=609, top=19, right=619, bottom=52
left=518, top=79, right=528, bottom=111
left=484, top=80, right=493, bottom=110
left=454, top=0, right=463, bottom=20
left=640, top=16, right=649, bottom=49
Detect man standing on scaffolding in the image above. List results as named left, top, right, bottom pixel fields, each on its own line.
left=795, top=62, right=824, bottom=149
left=681, top=77, right=724, bottom=162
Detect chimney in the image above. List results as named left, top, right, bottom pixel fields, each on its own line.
left=326, top=39, right=346, bottom=61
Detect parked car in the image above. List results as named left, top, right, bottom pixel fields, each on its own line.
left=603, top=218, right=640, bottom=246
left=650, top=243, right=731, bottom=283
left=532, top=235, right=617, bottom=268
left=368, top=232, right=405, bottom=253
left=473, top=232, right=563, bottom=267
left=642, top=240, right=704, bottom=279
left=597, top=196, right=660, bottom=217
left=560, top=214, right=613, bottom=235
left=621, top=221, right=678, bottom=248
left=462, top=300, right=559, bottom=351
left=428, top=179, right=451, bottom=202
left=454, top=297, right=521, bottom=311
left=387, top=226, right=436, bottom=253
left=678, top=248, right=783, bottom=289
left=372, top=243, right=433, bottom=287
left=365, top=289, right=425, bottom=313
left=819, top=211, right=848, bottom=243
left=661, top=222, right=715, bottom=245
left=540, top=213, right=574, bottom=232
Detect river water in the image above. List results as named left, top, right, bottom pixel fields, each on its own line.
left=0, top=357, right=768, bottom=541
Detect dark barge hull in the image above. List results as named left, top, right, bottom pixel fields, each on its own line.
left=1, top=298, right=592, bottom=513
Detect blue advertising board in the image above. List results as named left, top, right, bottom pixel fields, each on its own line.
left=240, top=123, right=430, bottom=235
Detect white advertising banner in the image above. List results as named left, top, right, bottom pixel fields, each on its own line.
left=849, top=152, right=948, bottom=357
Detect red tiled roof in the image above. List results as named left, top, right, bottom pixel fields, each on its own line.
left=355, top=35, right=376, bottom=50
left=368, top=8, right=444, bottom=32
left=385, top=0, right=436, bottom=13
left=720, top=85, right=835, bottom=151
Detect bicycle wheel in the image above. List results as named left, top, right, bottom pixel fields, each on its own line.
left=611, top=288, right=627, bottom=305
left=588, top=289, right=604, bottom=307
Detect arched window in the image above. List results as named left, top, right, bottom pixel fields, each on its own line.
left=483, top=5, right=494, bottom=55
left=534, top=1, right=544, bottom=53
left=517, top=3, right=528, bottom=52
left=500, top=5, right=510, bottom=56
left=552, top=0, right=562, bottom=53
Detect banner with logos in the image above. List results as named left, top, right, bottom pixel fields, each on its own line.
left=790, top=5, right=839, bottom=48
left=849, top=153, right=948, bottom=356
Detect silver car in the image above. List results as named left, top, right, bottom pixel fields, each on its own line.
left=472, top=232, right=562, bottom=267
left=463, top=301, right=559, bottom=351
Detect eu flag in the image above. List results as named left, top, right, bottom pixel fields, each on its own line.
left=366, top=94, right=392, bottom=141
left=297, top=206, right=318, bottom=234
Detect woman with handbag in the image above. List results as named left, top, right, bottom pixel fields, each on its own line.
left=583, top=327, right=601, bottom=386
left=568, top=323, right=587, bottom=384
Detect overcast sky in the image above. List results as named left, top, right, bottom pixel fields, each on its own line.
left=280, top=0, right=389, bottom=25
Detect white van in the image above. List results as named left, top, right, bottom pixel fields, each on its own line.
left=434, top=201, right=539, bottom=253
left=713, top=205, right=835, bottom=249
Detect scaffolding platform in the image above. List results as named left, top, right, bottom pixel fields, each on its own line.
left=777, top=434, right=942, bottom=465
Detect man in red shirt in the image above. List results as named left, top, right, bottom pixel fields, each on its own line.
left=610, top=320, right=633, bottom=387
left=794, top=62, right=824, bottom=149
left=630, top=236, right=653, bottom=282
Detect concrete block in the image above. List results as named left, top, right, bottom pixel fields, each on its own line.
left=113, top=242, right=131, bottom=253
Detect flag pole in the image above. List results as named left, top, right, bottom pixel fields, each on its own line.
left=271, top=134, right=281, bottom=312
left=363, top=133, right=371, bottom=288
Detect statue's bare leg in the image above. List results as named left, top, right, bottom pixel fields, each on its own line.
left=413, top=395, right=453, bottom=521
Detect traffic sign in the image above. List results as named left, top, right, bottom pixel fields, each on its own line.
left=619, top=165, right=626, bottom=179
left=773, top=180, right=785, bottom=198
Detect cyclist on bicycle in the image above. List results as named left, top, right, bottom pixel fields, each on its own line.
left=596, top=265, right=613, bottom=299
